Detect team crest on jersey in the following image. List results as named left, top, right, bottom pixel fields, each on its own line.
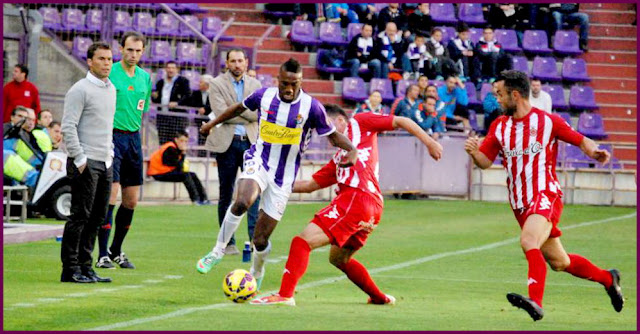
left=296, top=114, right=304, bottom=126
left=530, top=127, right=538, bottom=137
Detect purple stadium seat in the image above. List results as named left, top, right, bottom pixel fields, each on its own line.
left=374, top=4, right=387, bottom=13
left=430, top=3, right=458, bottom=25
left=429, top=80, right=445, bottom=88
left=39, top=7, right=62, bottom=30
left=542, top=84, right=569, bottom=111
left=577, top=112, right=607, bottom=139
left=458, top=3, right=486, bottom=25
left=61, top=8, right=85, bottom=31
left=180, top=15, right=200, bottom=37
left=370, top=78, right=395, bottom=104
left=132, top=12, right=155, bottom=34
left=522, top=30, right=553, bottom=55
left=155, top=13, right=180, bottom=37
left=479, top=83, right=493, bottom=101
left=181, top=70, right=201, bottom=91
left=316, top=49, right=348, bottom=75
left=179, top=3, right=208, bottom=14
left=85, top=9, right=103, bottom=32
left=201, top=17, right=233, bottom=42
left=111, top=39, right=122, bottom=61
left=570, top=86, right=599, bottom=110
left=72, top=37, right=93, bottom=59
left=319, top=22, right=348, bottom=47
left=468, top=109, right=481, bottom=133
left=556, top=111, right=572, bottom=126
left=594, top=144, right=623, bottom=169
left=155, top=69, right=166, bottom=84
left=562, top=58, right=591, bottom=83
left=469, top=28, right=483, bottom=44
left=342, top=77, right=368, bottom=103
left=150, top=40, right=173, bottom=63
left=176, top=42, right=203, bottom=66
left=511, top=56, right=529, bottom=75
left=532, top=56, right=561, bottom=82
left=347, top=23, right=364, bottom=41
left=290, top=20, right=320, bottom=46
left=553, top=30, right=582, bottom=56
left=257, top=74, right=274, bottom=88
left=561, top=143, right=591, bottom=168
left=494, top=29, right=521, bottom=53
left=395, top=79, right=416, bottom=98
left=436, top=26, right=457, bottom=44
left=465, top=82, right=481, bottom=108
left=112, top=11, right=132, bottom=33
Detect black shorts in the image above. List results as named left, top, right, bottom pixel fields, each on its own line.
left=113, top=130, right=143, bottom=187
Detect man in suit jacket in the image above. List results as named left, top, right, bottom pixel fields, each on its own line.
left=152, top=60, right=192, bottom=144
left=204, top=48, right=261, bottom=255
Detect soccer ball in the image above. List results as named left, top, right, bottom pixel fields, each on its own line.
left=222, top=269, right=258, bottom=303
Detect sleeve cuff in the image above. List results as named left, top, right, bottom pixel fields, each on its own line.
left=317, top=126, right=336, bottom=137
left=73, top=155, right=87, bottom=168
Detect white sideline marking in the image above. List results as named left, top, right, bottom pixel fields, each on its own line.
left=142, top=280, right=164, bottom=284
left=87, top=212, right=635, bottom=331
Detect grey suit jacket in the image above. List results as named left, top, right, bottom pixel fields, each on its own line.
left=204, top=71, right=262, bottom=153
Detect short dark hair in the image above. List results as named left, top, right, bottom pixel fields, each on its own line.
left=444, top=74, right=458, bottom=81
left=415, top=34, right=426, bottom=39
left=14, top=64, right=29, bottom=77
left=12, top=106, right=28, bottom=116
left=120, top=31, right=146, bottom=47
left=165, top=60, right=178, bottom=67
left=530, top=78, right=542, bottom=83
left=174, top=130, right=189, bottom=138
left=362, top=23, right=373, bottom=29
left=280, top=58, right=302, bottom=74
left=496, top=70, right=530, bottom=99
left=483, top=26, right=494, bottom=32
left=87, top=41, right=111, bottom=60
left=457, top=22, right=470, bottom=33
left=38, top=108, right=52, bottom=120
left=431, top=27, right=443, bottom=35
left=324, top=104, right=349, bottom=120
left=226, top=48, right=247, bottom=61
left=406, top=84, right=419, bottom=96
left=48, top=121, right=61, bottom=128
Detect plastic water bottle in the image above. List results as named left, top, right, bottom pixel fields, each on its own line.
left=242, top=242, right=251, bottom=263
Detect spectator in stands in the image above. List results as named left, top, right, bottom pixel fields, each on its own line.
left=529, top=78, right=552, bottom=113
left=414, top=95, right=444, bottom=140
left=3, top=106, right=28, bottom=133
left=426, top=84, right=447, bottom=125
left=376, top=22, right=412, bottom=79
left=425, top=28, right=457, bottom=80
left=377, top=4, right=410, bottom=38
left=345, top=23, right=385, bottom=79
left=48, top=121, right=63, bottom=151
left=408, top=3, right=434, bottom=38
left=3, top=64, right=41, bottom=123
left=152, top=60, right=192, bottom=145
left=37, top=108, right=53, bottom=135
left=482, top=81, right=502, bottom=130
left=147, top=130, right=209, bottom=205
left=438, top=75, right=471, bottom=131
left=448, top=24, right=476, bottom=82
left=22, top=108, right=52, bottom=159
left=406, top=34, right=428, bottom=78
left=247, top=69, right=257, bottom=78
left=183, top=74, right=214, bottom=116
left=488, top=4, right=534, bottom=45
left=204, top=48, right=261, bottom=255
left=323, top=3, right=359, bottom=27
left=417, top=74, right=430, bottom=100
left=393, top=84, right=420, bottom=118
left=354, top=90, right=385, bottom=115
left=349, top=3, right=377, bottom=26
left=294, top=4, right=318, bottom=22
left=3, top=106, right=42, bottom=189
left=548, top=3, right=589, bottom=51
left=474, top=27, right=512, bottom=83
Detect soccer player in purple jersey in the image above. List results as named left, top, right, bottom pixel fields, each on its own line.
left=196, top=59, right=357, bottom=289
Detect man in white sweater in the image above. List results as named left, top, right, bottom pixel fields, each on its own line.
left=60, top=42, right=116, bottom=284
left=529, top=78, right=553, bottom=113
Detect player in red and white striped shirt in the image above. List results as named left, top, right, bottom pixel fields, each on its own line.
left=251, top=104, right=443, bottom=306
left=465, top=70, right=623, bottom=321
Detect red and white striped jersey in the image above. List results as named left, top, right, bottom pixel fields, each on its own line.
left=312, top=113, right=395, bottom=205
left=480, top=107, right=584, bottom=210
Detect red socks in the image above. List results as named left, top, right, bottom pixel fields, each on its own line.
left=525, top=249, right=547, bottom=307
left=565, top=253, right=613, bottom=288
left=337, top=259, right=387, bottom=303
left=278, top=236, right=311, bottom=298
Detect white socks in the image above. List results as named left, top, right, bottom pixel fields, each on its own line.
left=251, top=241, right=272, bottom=279
left=213, top=206, right=243, bottom=255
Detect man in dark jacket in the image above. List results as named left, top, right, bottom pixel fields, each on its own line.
left=377, top=4, right=409, bottom=37
left=377, top=22, right=412, bottom=78
left=152, top=61, right=192, bottom=144
left=447, top=24, right=477, bottom=82
left=548, top=3, right=589, bottom=51
left=473, top=27, right=512, bottom=83
left=345, top=23, right=385, bottom=78
left=408, top=3, right=434, bottom=38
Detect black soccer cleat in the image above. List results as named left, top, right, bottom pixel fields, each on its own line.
left=606, top=269, right=624, bottom=312
left=507, top=292, right=544, bottom=321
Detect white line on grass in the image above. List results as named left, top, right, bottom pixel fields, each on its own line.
left=87, top=212, right=635, bottom=331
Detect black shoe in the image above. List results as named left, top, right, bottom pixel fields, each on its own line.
left=507, top=292, right=544, bottom=321
left=606, top=269, right=624, bottom=312
left=83, top=268, right=112, bottom=283
left=61, top=271, right=95, bottom=283
left=109, top=251, right=136, bottom=269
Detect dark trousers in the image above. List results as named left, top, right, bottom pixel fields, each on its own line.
left=216, top=137, right=259, bottom=245
left=474, top=52, right=513, bottom=80
left=61, top=159, right=112, bottom=273
left=152, top=170, right=208, bottom=202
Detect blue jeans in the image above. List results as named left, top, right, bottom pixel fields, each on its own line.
left=215, top=138, right=259, bottom=245
left=552, top=11, right=589, bottom=44
left=346, top=58, right=384, bottom=78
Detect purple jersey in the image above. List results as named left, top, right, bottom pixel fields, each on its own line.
left=242, top=87, right=336, bottom=189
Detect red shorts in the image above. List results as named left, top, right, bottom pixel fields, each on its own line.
left=513, top=190, right=564, bottom=238
left=311, top=188, right=383, bottom=251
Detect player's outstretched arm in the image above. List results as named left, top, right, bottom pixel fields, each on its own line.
left=464, top=136, right=493, bottom=169
left=393, top=116, right=443, bottom=161
left=292, top=179, right=323, bottom=193
left=579, top=136, right=611, bottom=164
left=200, top=102, right=246, bottom=134
left=327, top=131, right=358, bottom=167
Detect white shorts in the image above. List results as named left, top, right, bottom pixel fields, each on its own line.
left=238, top=158, right=290, bottom=221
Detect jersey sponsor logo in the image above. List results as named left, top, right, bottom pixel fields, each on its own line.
left=323, top=205, right=340, bottom=219
left=503, top=142, right=543, bottom=158
left=259, top=121, right=302, bottom=145
left=538, top=193, right=551, bottom=211
left=137, top=99, right=145, bottom=111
